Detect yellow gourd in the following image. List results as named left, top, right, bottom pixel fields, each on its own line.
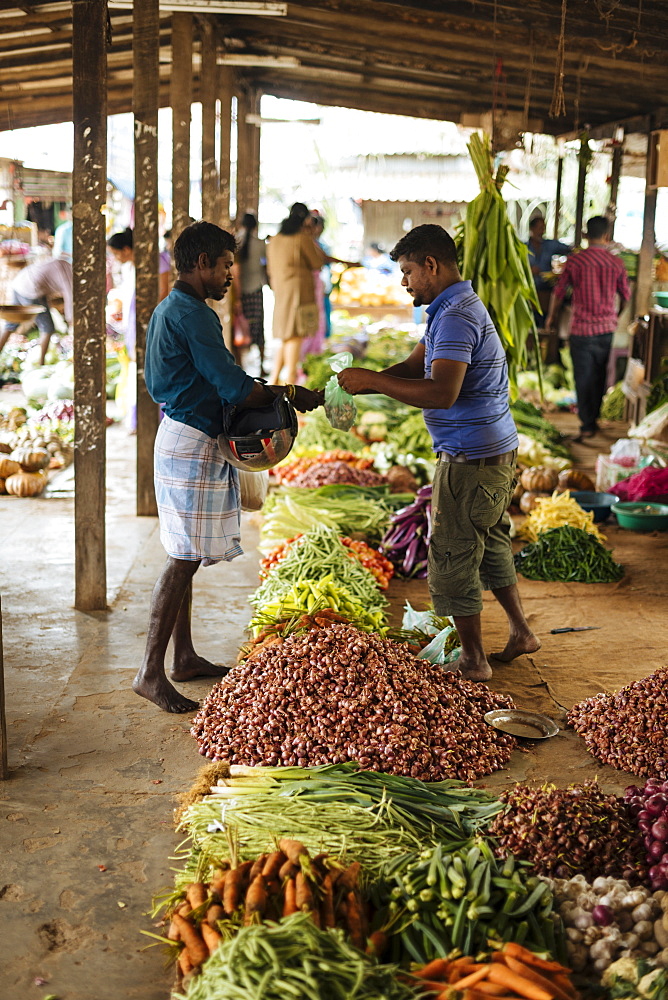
left=4, top=470, right=47, bottom=497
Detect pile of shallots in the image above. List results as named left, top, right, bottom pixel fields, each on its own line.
left=191, top=622, right=516, bottom=781
left=567, top=668, right=668, bottom=779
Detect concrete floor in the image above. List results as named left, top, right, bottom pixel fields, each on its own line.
left=1, top=409, right=666, bottom=999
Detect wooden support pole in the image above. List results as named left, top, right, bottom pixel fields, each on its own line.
left=553, top=155, right=563, bottom=240
left=72, top=0, right=107, bottom=612
left=247, top=86, right=261, bottom=218
left=171, top=12, right=192, bottom=241
left=608, top=136, right=624, bottom=240
left=217, top=65, right=233, bottom=229
left=574, top=138, right=588, bottom=248
left=201, top=17, right=218, bottom=220
left=0, top=596, right=7, bottom=780
left=134, top=0, right=160, bottom=518
left=235, top=82, right=250, bottom=223
left=637, top=129, right=658, bottom=316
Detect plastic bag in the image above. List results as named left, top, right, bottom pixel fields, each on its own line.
left=610, top=437, right=642, bottom=467
left=324, top=351, right=357, bottom=431
left=628, top=401, right=668, bottom=444
left=417, top=625, right=459, bottom=664
left=238, top=469, right=269, bottom=512
left=401, top=601, right=439, bottom=636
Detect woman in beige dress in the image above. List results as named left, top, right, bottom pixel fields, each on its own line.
left=266, top=202, right=328, bottom=385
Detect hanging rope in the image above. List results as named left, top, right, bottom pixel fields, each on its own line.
left=550, top=0, right=567, bottom=118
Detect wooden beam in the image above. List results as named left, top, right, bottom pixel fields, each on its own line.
left=201, top=16, right=218, bottom=220
left=134, top=0, right=160, bottom=518
left=636, top=129, right=658, bottom=316
left=574, top=138, right=588, bottom=248
left=235, top=82, right=250, bottom=221
left=0, top=595, right=7, bottom=780
left=608, top=135, right=624, bottom=240
left=217, top=64, right=233, bottom=229
left=553, top=155, right=563, bottom=240
left=72, top=0, right=107, bottom=612
left=247, top=85, right=261, bottom=218
left=171, top=12, right=192, bottom=240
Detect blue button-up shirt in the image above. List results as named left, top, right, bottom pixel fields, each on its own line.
left=146, top=285, right=255, bottom=438
left=526, top=237, right=571, bottom=291
left=420, top=281, right=518, bottom=459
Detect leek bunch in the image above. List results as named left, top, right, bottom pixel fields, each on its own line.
left=457, top=132, right=541, bottom=390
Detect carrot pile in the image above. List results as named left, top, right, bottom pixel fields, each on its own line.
left=236, top=606, right=351, bottom=662
left=410, top=943, right=580, bottom=1000
left=166, top=839, right=371, bottom=980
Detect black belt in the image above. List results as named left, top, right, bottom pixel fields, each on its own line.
left=438, top=449, right=516, bottom=466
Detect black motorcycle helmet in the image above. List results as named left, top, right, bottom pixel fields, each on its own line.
left=218, top=392, right=298, bottom=472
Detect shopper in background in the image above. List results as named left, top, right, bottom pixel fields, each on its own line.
left=545, top=216, right=630, bottom=442
left=134, top=220, right=322, bottom=713
left=336, top=224, right=539, bottom=684
left=300, top=211, right=332, bottom=359
left=0, top=256, right=72, bottom=365
left=107, top=227, right=172, bottom=431
left=362, top=242, right=394, bottom=275
left=266, top=202, right=328, bottom=385
left=526, top=216, right=571, bottom=318
left=232, top=212, right=267, bottom=374
left=52, top=208, right=73, bottom=259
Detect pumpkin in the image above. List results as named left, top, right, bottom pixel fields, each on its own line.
left=520, top=491, right=543, bottom=514
left=520, top=466, right=559, bottom=493
left=557, top=468, right=596, bottom=492
left=511, top=480, right=524, bottom=504
left=10, top=447, right=50, bottom=472
left=4, top=470, right=47, bottom=497
left=0, top=442, right=11, bottom=454
left=0, top=456, right=21, bottom=478
left=0, top=478, right=6, bottom=495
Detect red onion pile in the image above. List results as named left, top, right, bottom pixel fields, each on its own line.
left=625, top=779, right=668, bottom=890
left=489, top=780, right=646, bottom=882
left=567, top=668, right=668, bottom=778
left=191, top=622, right=516, bottom=781
left=290, top=461, right=385, bottom=489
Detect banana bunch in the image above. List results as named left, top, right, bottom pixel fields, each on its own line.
left=457, top=132, right=541, bottom=391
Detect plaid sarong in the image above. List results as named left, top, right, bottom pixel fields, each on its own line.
left=154, top=415, right=242, bottom=565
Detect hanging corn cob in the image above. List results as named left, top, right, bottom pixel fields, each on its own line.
left=456, top=132, right=541, bottom=391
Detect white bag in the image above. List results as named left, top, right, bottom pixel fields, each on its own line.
left=238, top=469, right=269, bottom=512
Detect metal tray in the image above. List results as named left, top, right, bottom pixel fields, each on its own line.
left=484, top=708, right=559, bottom=740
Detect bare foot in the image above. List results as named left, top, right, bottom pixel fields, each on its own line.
left=170, top=654, right=231, bottom=682
left=491, top=631, right=541, bottom=663
left=457, top=658, right=493, bottom=682
left=132, top=672, right=200, bottom=713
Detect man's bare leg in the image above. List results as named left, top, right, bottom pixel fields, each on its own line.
left=133, top=556, right=201, bottom=712
left=39, top=330, right=52, bottom=366
left=170, top=579, right=231, bottom=682
left=451, top=613, right=493, bottom=682
left=490, top=583, right=541, bottom=661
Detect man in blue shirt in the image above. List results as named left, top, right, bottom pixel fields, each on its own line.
left=134, top=221, right=321, bottom=712
left=338, top=225, right=539, bottom=682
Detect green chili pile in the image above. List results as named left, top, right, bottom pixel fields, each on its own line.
left=514, top=525, right=624, bottom=583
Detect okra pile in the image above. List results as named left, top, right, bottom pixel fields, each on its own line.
left=376, top=840, right=564, bottom=965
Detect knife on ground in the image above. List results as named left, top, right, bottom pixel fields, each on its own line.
left=550, top=626, right=601, bottom=634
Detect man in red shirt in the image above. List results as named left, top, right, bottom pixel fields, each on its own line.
left=545, top=216, right=630, bottom=441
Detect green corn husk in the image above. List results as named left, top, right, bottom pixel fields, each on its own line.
left=456, top=132, right=542, bottom=394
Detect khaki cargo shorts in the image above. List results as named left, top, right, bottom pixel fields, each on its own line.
left=428, top=454, right=518, bottom=618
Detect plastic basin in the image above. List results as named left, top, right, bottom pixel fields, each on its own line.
left=570, top=491, right=620, bottom=523
left=613, top=501, right=668, bottom=531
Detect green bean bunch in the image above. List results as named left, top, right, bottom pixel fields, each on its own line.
left=251, top=526, right=386, bottom=612
left=177, top=912, right=415, bottom=1000
left=514, top=525, right=624, bottom=583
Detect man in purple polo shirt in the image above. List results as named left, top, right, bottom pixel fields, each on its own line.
left=338, top=224, right=539, bottom=682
